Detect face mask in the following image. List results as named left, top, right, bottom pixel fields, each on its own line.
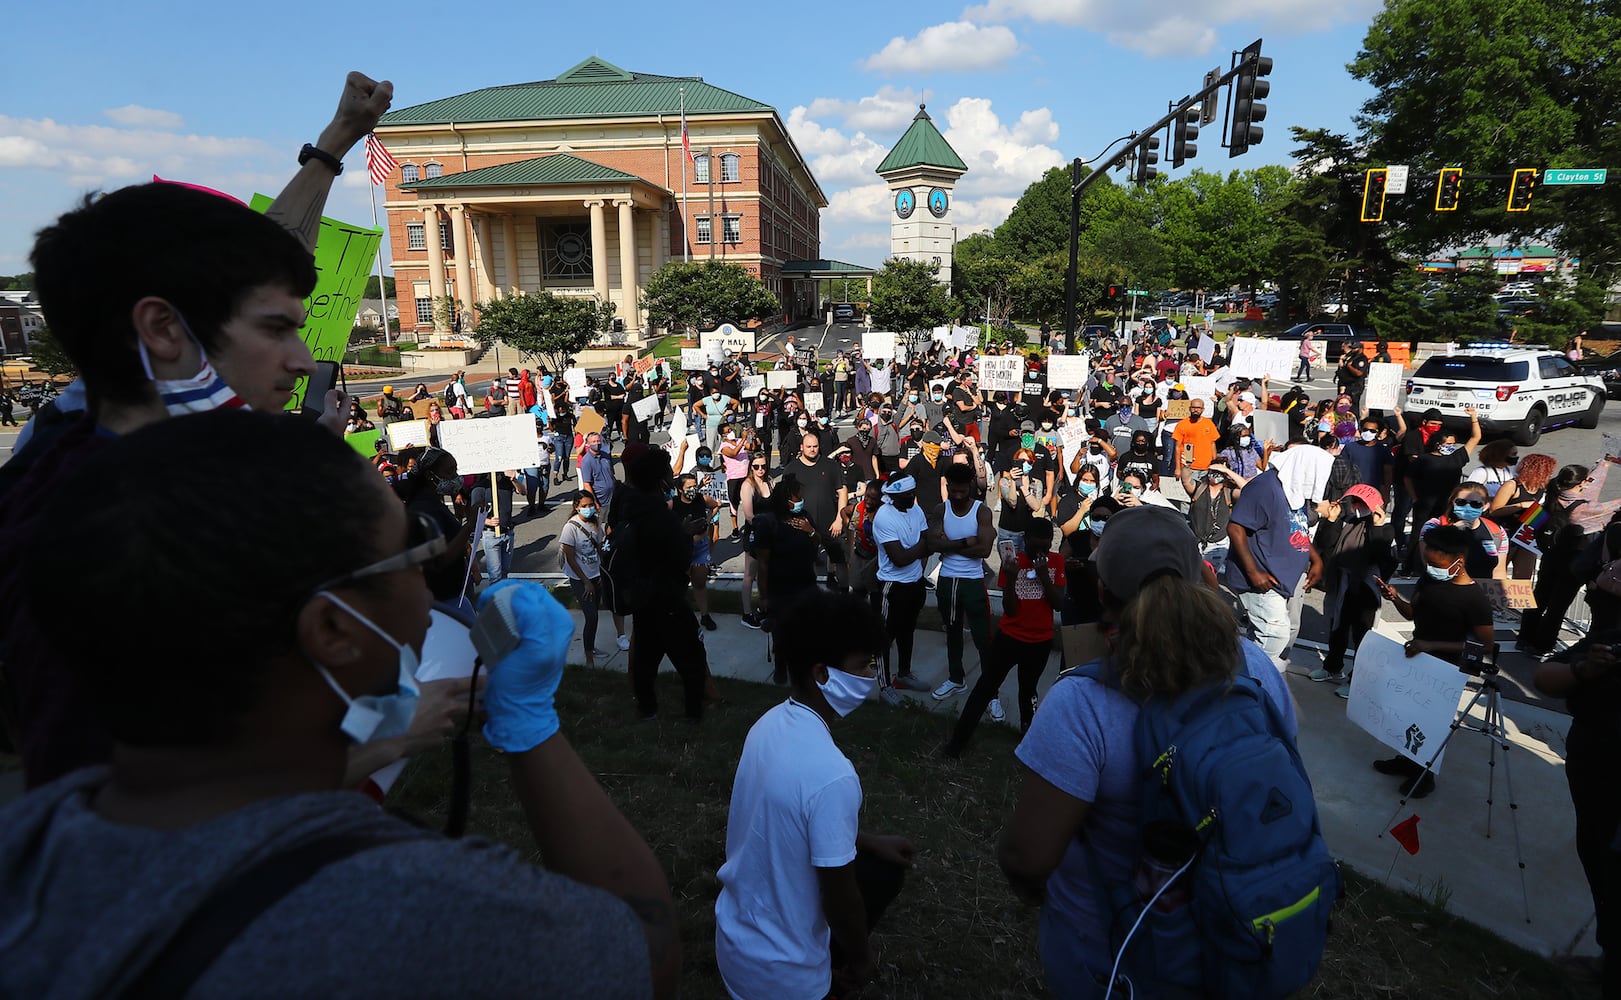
left=1438, top=444, right=1458, bottom=456
left=711, top=392, right=721, bottom=401
left=818, top=666, right=877, bottom=717
left=140, top=315, right=247, bottom=417
left=1239, top=436, right=1252, bottom=448
left=932, top=394, right=944, bottom=402
left=698, top=457, right=712, bottom=467
left=1089, top=519, right=1106, bottom=537
left=1361, top=430, right=1378, bottom=442
left=909, top=394, right=919, bottom=403
left=578, top=506, right=597, bottom=520
left=1425, top=561, right=1460, bottom=582
left=309, top=592, right=420, bottom=745
left=683, top=487, right=701, bottom=500
left=1021, top=433, right=1035, bottom=449
left=790, top=499, right=805, bottom=513
left=797, top=418, right=809, bottom=428
left=1079, top=481, right=1097, bottom=497
left=1452, top=502, right=1485, bottom=522
left=1041, top=422, right=1054, bottom=431
left=1318, top=419, right=1333, bottom=432
left=1021, top=461, right=1034, bottom=475
left=858, top=430, right=871, bottom=442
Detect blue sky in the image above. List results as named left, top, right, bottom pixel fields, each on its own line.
left=1, top=0, right=1384, bottom=274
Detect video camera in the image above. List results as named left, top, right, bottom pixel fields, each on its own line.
left=1461, top=638, right=1498, bottom=677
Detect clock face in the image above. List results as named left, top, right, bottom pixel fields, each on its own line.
left=895, top=189, right=915, bottom=219
left=928, top=188, right=949, bottom=218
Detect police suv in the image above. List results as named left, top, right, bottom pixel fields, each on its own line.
left=1405, top=344, right=1605, bottom=446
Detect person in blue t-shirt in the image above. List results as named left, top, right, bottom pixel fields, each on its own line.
left=996, top=506, right=1297, bottom=999
left=1342, top=415, right=1394, bottom=501
left=1224, top=466, right=1322, bottom=670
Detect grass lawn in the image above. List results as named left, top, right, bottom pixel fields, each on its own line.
left=387, top=667, right=1581, bottom=1000
left=351, top=341, right=418, bottom=368
left=648, top=335, right=685, bottom=360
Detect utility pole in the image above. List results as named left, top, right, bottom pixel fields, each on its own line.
left=707, top=145, right=716, bottom=260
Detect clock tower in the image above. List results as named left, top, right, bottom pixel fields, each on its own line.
left=876, top=104, right=968, bottom=291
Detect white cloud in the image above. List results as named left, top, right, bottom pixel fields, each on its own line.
left=0, top=114, right=276, bottom=185
left=940, top=97, right=1065, bottom=197
left=960, top=0, right=1380, bottom=56
left=103, top=104, right=185, bottom=129
left=804, top=86, right=933, bottom=133
left=864, top=21, right=1021, bottom=73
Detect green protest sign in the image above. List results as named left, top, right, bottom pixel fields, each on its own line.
left=249, top=194, right=382, bottom=410
left=344, top=428, right=382, bottom=457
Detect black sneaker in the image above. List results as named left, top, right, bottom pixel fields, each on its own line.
left=740, top=612, right=763, bottom=630
left=1400, top=773, right=1437, bottom=799
left=1373, top=755, right=1422, bottom=776
left=701, top=614, right=718, bottom=631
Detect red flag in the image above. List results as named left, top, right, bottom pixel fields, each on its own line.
left=1389, top=815, right=1421, bottom=855
left=364, top=133, right=399, bottom=186
left=681, top=109, right=694, bottom=164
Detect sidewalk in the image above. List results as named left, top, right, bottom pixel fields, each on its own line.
left=559, top=603, right=1594, bottom=960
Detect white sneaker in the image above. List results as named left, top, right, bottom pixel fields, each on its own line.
left=988, top=698, right=1006, bottom=722
left=932, top=679, right=966, bottom=701
left=616, top=634, right=630, bottom=651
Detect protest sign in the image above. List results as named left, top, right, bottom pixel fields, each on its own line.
left=1364, top=362, right=1403, bottom=410
left=767, top=370, right=798, bottom=390
left=1164, top=399, right=1192, bottom=420
left=344, top=428, right=381, bottom=457
left=386, top=420, right=431, bottom=451
left=631, top=395, right=660, bottom=423
left=1478, top=579, right=1537, bottom=612
left=700, top=323, right=756, bottom=358
left=409, top=399, right=436, bottom=419
left=803, top=391, right=825, bottom=414
left=1194, top=333, right=1216, bottom=364
left=1057, top=420, right=1089, bottom=462
left=1179, top=376, right=1217, bottom=406
left=249, top=194, right=381, bottom=412
left=681, top=348, right=709, bottom=371
left=740, top=374, right=766, bottom=399
left=1226, top=338, right=1295, bottom=380
left=978, top=355, right=1023, bottom=391
left=1046, top=354, right=1090, bottom=391
left=667, top=406, right=688, bottom=443
left=435, top=414, right=540, bottom=475
left=1347, top=632, right=1469, bottom=770
left=953, top=326, right=979, bottom=351
left=574, top=406, right=604, bottom=438
left=864, top=331, right=897, bottom=360
left=564, top=368, right=590, bottom=401
left=1251, top=410, right=1290, bottom=449
left=931, top=326, right=953, bottom=346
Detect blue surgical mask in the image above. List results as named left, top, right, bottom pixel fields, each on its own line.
left=1022, top=461, right=1033, bottom=475
left=790, top=499, right=806, bottom=513
left=1089, top=519, right=1106, bottom=537
left=578, top=505, right=597, bottom=520
left=1425, top=561, right=1460, bottom=581
left=817, top=666, right=876, bottom=717
left=1438, top=444, right=1458, bottom=456
left=309, top=592, right=420, bottom=745
left=1079, top=482, right=1097, bottom=497
left=1452, top=502, right=1485, bottom=522
left=698, top=457, right=712, bottom=467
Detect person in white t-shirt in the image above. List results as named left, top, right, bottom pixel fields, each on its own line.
left=715, top=590, right=915, bottom=1000
left=873, top=475, right=932, bottom=691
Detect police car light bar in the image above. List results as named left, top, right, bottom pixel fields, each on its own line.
left=1456, top=342, right=1551, bottom=352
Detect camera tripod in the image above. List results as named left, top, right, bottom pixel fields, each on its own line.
left=1380, top=668, right=1532, bottom=924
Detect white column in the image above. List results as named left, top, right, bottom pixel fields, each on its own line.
left=423, top=205, right=448, bottom=334
left=586, top=200, right=609, bottom=303
left=616, top=199, right=639, bottom=335
left=502, top=215, right=520, bottom=296
left=447, top=204, right=473, bottom=326
left=473, top=214, right=496, bottom=303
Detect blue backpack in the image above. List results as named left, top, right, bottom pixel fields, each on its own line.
left=1067, top=659, right=1340, bottom=999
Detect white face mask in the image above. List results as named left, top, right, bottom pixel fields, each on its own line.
left=309, top=592, right=421, bottom=744
left=818, top=666, right=877, bottom=716
left=139, top=313, right=248, bottom=416
left=1361, top=430, right=1377, bottom=442
left=1425, top=561, right=1461, bottom=582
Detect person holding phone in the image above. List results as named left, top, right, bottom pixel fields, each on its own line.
left=1371, top=524, right=1495, bottom=797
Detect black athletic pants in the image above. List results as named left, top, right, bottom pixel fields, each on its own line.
left=629, top=604, right=709, bottom=720
left=947, top=631, right=1052, bottom=753
left=882, top=579, right=927, bottom=678
left=825, top=850, right=908, bottom=999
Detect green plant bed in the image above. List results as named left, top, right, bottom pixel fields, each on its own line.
left=352, top=342, right=418, bottom=367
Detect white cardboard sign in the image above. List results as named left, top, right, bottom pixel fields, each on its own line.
left=1227, top=338, right=1296, bottom=380
left=803, top=391, right=825, bottom=414
left=978, top=355, right=1024, bottom=391
left=766, top=370, right=798, bottom=390
left=1251, top=410, right=1290, bottom=449
left=630, top=395, right=661, bottom=422
left=1346, top=631, right=1469, bottom=771
left=863, top=330, right=897, bottom=360
left=681, top=348, right=709, bottom=371
left=385, top=419, right=431, bottom=450
left=436, top=414, right=541, bottom=475
left=1364, top=362, right=1403, bottom=410
left=740, top=374, right=766, bottom=399
left=1046, top=354, right=1090, bottom=391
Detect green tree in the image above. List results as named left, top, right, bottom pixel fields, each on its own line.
left=1350, top=0, right=1621, bottom=283
left=993, top=164, right=1131, bottom=261
left=1514, top=276, right=1609, bottom=348
left=363, top=275, right=397, bottom=300
left=641, top=261, right=779, bottom=334
left=1010, top=252, right=1067, bottom=323
left=868, top=258, right=958, bottom=349
left=471, top=292, right=615, bottom=373
left=26, top=326, right=77, bottom=377
left=952, top=233, right=1020, bottom=321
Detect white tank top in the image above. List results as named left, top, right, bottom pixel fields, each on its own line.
left=940, top=500, right=982, bottom=578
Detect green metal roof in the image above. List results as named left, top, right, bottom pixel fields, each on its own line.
left=781, top=259, right=877, bottom=276
left=379, top=56, right=773, bottom=126
left=875, top=105, right=967, bottom=175
left=400, top=153, right=645, bottom=189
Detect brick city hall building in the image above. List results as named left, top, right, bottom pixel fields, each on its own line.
left=374, top=56, right=829, bottom=343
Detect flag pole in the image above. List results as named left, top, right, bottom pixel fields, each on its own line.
left=369, top=176, right=393, bottom=348
left=680, top=87, right=690, bottom=264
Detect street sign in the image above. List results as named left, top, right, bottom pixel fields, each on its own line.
left=1129, top=288, right=1149, bottom=296
left=1386, top=164, right=1410, bottom=194
left=1543, top=168, right=1607, bottom=186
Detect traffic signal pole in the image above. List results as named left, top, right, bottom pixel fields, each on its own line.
left=1064, top=42, right=1269, bottom=354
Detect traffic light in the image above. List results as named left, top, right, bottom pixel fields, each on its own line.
left=1134, top=135, right=1161, bottom=185
left=1105, top=284, right=1122, bottom=301
left=1173, top=106, right=1200, bottom=168
left=1229, top=39, right=1273, bottom=158
left=1360, top=168, right=1388, bottom=223
left=1435, top=167, right=1463, bottom=211
left=1507, top=168, right=1537, bottom=212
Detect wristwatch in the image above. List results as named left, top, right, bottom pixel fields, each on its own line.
left=298, top=143, right=344, bottom=175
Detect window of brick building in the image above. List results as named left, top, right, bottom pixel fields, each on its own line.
left=406, top=222, right=425, bottom=250
left=425, top=162, right=443, bottom=179
left=722, top=215, right=741, bottom=244
left=695, top=216, right=712, bottom=244
left=402, top=164, right=419, bottom=183
left=720, top=153, right=740, bottom=183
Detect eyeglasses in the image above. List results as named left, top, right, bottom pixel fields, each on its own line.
left=751, top=463, right=767, bottom=470
left=313, top=511, right=448, bottom=592
left=1456, top=501, right=1487, bottom=511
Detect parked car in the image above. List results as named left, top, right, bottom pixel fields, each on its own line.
left=1407, top=347, right=1603, bottom=445
left=1576, top=350, right=1621, bottom=400
left=833, top=303, right=857, bottom=322
left=1255, top=323, right=1371, bottom=365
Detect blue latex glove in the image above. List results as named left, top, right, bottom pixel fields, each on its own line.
left=478, top=580, right=574, bottom=752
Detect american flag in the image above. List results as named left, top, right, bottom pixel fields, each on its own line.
left=364, top=133, right=399, bottom=186
left=680, top=107, right=694, bottom=163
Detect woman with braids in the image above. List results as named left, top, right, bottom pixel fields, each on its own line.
left=1487, top=451, right=1557, bottom=580
left=996, top=506, right=1297, bottom=997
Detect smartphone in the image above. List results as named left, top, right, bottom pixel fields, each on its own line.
left=299, top=361, right=345, bottom=418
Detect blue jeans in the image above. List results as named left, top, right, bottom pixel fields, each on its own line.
left=551, top=432, right=573, bottom=478
left=480, top=530, right=513, bottom=582
left=1295, top=357, right=1312, bottom=381
left=1160, top=427, right=1178, bottom=475
left=996, top=526, right=1025, bottom=555
left=1039, top=906, right=1110, bottom=1000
